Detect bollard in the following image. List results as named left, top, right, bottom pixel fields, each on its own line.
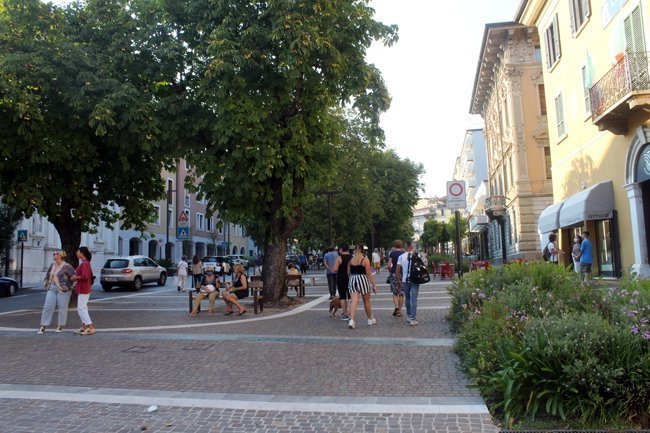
left=311, top=277, right=316, bottom=286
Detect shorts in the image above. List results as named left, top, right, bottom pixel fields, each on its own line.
left=580, top=263, right=592, bottom=274
left=387, top=274, right=403, bottom=295
left=337, top=277, right=350, bottom=300
left=348, top=274, right=371, bottom=294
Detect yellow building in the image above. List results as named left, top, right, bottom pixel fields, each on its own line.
left=470, top=23, right=554, bottom=263
left=518, top=0, right=650, bottom=276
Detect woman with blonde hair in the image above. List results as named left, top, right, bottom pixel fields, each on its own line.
left=347, top=244, right=377, bottom=329
left=222, top=264, right=247, bottom=316
left=37, top=250, right=76, bottom=334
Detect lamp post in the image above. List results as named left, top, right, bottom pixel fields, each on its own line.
left=316, top=190, right=339, bottom=247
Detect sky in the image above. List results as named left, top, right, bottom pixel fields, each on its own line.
left=366, top=0, right=521, bottom=197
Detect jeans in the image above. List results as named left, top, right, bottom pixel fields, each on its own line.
left=40, top=290, right=72, bottom=326
left=404, top=281, right=420, bottom=320
left=326, top=273, right=337, bottom=297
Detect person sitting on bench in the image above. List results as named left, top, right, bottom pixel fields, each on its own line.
left=189, top=269, right=220, bottom=316
left=222, top=264, right=247, bottom=316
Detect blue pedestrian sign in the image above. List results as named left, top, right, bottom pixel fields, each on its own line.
left=177, top=227, right=189, bottom=240
left=220, top=241, right=228, bottom=249
left=16, top=230, right=28, bottom=243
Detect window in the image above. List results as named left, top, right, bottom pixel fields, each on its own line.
left=554, top=92, right=566, bottom=138
left=167, top=207, right=174, bottom=229
left=538, top=84, right=547, bottom=115
left=544, top=147, right=552, bottom=179
left=569, top=0, right=591, bottom=34
left=624, top=6, right=646, bottom=53
left=196, top=213, right=205, bottom=231
left=95, top=223, right=104, bottom=242
left=544, top=15, right=561, bottom=69
left=581, top=65, right=591, bottom=115
left=184, top=190, right=190, bottom=207
left=153, top=205, right=161, bottom=225
left=31, top=214, right=43, bottom=234
left=218, top=220, right=223, bottom=235
left=534, top=44, right=542, bottom=62
left=207, top=217, right=214, bottom=233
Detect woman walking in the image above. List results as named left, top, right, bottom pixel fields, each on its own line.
left=332, top=243, right=352, bottom=321
left=191, top=255, right=203, bottom=289
left=71, top=246, right=95, bottom=335
left=37, top=250, right=76, bottom=334
left=347, top=244, right=377, bottom=329
left=176, top=255, right=189, bottom=292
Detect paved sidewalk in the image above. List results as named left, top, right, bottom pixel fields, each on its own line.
left=0, top=273, right=499, bottom=432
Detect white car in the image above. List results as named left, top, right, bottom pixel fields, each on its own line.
left=228, top=254, right=249, bottom=269
left=202, top=256, right=230, bottom=274
left=100, top=255, right=167, bottom=291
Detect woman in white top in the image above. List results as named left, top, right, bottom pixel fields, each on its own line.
left=176, top=255, right=189, bottom=292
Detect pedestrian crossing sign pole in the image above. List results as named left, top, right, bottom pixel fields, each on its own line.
left=16, top=230, right=28, bottom=288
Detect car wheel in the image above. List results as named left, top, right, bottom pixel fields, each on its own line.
left=158, top=273, right=167, bottom=286
left=133, top=276, right=143, bottom=291
left=101, top=283, right=112, bottom=291
left=8, top=283, right=17, bottom=297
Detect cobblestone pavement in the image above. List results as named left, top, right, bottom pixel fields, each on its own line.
left=0, top=274, right=499, bottom=432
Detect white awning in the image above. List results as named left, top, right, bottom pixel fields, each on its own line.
left=538, top=201, right=564, bottom=233
left=559, top=181, right=615, bottom=227
left=469, top=214, right=489, bottom=232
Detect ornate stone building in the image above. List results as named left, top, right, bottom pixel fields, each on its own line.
left=470, top=22, right=553, bottom=263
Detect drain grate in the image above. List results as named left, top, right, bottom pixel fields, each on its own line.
left=122, top=345, right=155, bottom=354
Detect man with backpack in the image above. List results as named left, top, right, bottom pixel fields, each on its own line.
left=395, top=241, right=423, bottom=326
left=543, top=233, right=563, bottom=264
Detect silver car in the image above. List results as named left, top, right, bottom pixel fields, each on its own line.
left=100, top=255, right=167, bottom=291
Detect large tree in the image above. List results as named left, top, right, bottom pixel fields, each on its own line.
left=184, top=1, right=397, bottom=302
left=0, top=0, right=201, bottom=263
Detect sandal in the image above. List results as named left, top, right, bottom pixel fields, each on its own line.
left=393, top=307, right=399, bottom=317
left=396, top=311, right=403, bottom=317
left=237, top=309, right=246, bottom=316
left=189, top=311, right=197, bottom=317
left=224, top=311, right=234, bottom=315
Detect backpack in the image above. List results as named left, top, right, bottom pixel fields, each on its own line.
left=542, top=243, right=551, bottom=261
left=408, top=253, right=430, bottom=284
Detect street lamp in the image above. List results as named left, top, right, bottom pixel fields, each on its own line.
left=165, top=186, right=177, bottom=260
left=316, top=190, right=340, bottom=247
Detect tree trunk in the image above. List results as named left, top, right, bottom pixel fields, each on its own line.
left=52, top=219, right=82, bottom=268
left=262, top=240, right=288, bottom=303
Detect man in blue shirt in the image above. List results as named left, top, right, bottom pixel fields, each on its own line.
left=323, top=246, right=339, bottom=300
left=580, top=231, right=593, bottom=281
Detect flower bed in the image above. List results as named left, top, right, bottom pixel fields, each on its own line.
left=448, top=262, right=650, bottom=429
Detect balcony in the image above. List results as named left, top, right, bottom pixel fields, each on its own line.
left=589, top=52, right=650, bottom=135
left=485, top=195, right=506, bottom=221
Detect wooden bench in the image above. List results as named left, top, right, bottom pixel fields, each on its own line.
left=188, top=280, right=264, bottom=314
left=285, top=274, right=305, bottom=298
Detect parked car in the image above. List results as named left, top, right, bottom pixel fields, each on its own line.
left=202, top=256, right=231, bottom=275
left=0, top=276, right=18, bottom=297
left=100, top=256, right=167, bottom=291
left=285, top=254, right=299, bottom=266
left=228, top=254, right=249, bottom=269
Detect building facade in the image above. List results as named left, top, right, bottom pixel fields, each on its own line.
left=519, top=0, right=650, bottom=276
left=470, top=23, right=554, bottom=263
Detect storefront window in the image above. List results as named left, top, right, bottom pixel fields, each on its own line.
left=597, top=220, right=614, bottom=277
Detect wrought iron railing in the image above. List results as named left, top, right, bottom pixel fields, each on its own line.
left=589, top=51, right=650, bottom=119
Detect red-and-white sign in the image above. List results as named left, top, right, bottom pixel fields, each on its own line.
left=446, top=181, right=467, bottom=210
left=178, top=210, right=189, bottom=227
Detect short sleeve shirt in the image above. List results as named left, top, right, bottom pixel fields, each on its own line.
left=372, top=252, right=380, bottom=263
left=177, top=260, right=188, bottom=276
left=580, top=239, right=593, bottom=264
left=397, top=252, right=413, bottom=283
left=388, top=250, right=403, bottom=274
left=323, top=251, right=339, bottom=275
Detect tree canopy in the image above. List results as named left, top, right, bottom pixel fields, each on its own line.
left=0, top=0, right=201, bottom=261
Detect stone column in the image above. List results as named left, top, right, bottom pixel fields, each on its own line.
left=625, top=183, right=650, bottom=276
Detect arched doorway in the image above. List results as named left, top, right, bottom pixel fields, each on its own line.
left=207, top=244, right=216, bottom=256
left=148, top=240, right=158, bottom=259
left=240, top=247, right=245, bottom=255
left=625, top=126, right=650, bottom=276
left=195, top=242, right=206, bottom=258
left=165, top=242, right=175, bottom=261
left=129, top=237, right=140, bottom=256
left=232, top=245, right=238, bottom=255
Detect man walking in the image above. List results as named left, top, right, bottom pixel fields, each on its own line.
left=395, top=241, right=420, bottom=326
left=323, top=246, right=339, bottom=300
left=580, top=231, right=593, bottom=281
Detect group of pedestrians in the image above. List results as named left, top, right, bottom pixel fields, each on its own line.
left=37, top=246, right=96, bottom=335
left=546, top=231, right=593, bottom=280
left=323, top=240, right=423, bottom=329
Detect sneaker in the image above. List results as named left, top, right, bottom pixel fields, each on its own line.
left=74, top=325, right=88, bottom=335
left=409, top=319, right=419, bottom=326
left=37, top=327, right=45, bottom=335
left=54, top=327, right=63, bottom=333
left=328, top=296, right=335, bottom=300
left=348, top=319, right=355, bottom=329
left=367, top=317, right=377, bottom=326
left=340, top=315, right=350, bottom=321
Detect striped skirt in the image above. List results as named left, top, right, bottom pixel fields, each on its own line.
left=348, top=274, right=371, bottom=294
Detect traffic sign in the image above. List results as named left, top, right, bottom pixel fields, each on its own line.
left=177, top=227, right=189, bottom=240
left=220, top=241, right=228, bottom=249
left=178, top=210, right=189, bottom=228
left=16, top=230, right=28, bottom=243
left=446, top=181, right=467, bottom=210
